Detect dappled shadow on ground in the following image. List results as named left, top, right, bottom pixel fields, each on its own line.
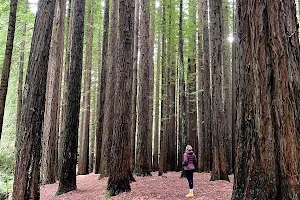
left=41, top=172, right=233, bottom=200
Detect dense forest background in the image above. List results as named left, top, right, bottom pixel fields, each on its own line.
left=0, top=0, right=300, bottom=198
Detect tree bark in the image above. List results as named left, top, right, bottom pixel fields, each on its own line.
left=166, top=0, right=176, bottom=171
left=222, top=0, right=232, bottom=174
left=12, top=0, right=56, bottom=199
left=57, top=0, right=85, bottom=194
left=197, top=0, right=204, bottom=172
left=41, top=0, right=66, bottom=184
left=130, top=0, right=139, bottom=171
left=134, top=0, right=152, bottom=177
left=59, top=0, right=74, bottom=177
left=232, top=1, right=300, bottom=199
left=16, top=0, right=28, bottom=136
left=231, top=0, right=237, bottom=174
left=148, top=0, right=156, bottom=171
left=0, top=0, right=18, bottom=140
left=107, top=0, right=134, bottom=196
left=16, top=1, right=27, bottom=135
left=158, top=0, right=168, bottom=176
left=78, top=0, right=94, bottom=175
left=179, top=0, right=188, bottom=175
left=100, top=0, right=118, bottom=178
left=209, top=0, right=229, bottom=181
left=153, top=31, right=161, bottom=171
left=202, top=0, right=211, bottom=173
left=89, top=84, right=97, bottom=173
left=95, top=0, right=109, bottom=174
left=94, top=30, right=102, bottom=174
left=187, top=0, right=198, bottom=166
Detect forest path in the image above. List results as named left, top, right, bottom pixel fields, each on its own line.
left=41, top=172, right=233, bottom=200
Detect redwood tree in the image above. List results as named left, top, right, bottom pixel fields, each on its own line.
left=197, top=0, right=204, bottom=172
left=16, top=0, right=28, bottom=134
left=222, top=0, right=232, bottom=174
left=95, top=0, right=109, bottom=174
left=57, top=0, right=85, bottom=194
left=0, top=0, right=18, bottom=140
left=232, top=0, right=300, bottom=199
left=153, top=31, right=161, bottom=171
left=59, top=0, right=74, bottom=175
left=130, top=0, right=139, bottom=171
left=100, top=0, right=118, bottom=178
left=209, top=0, right=229, bottom=181
left=202, top=0, right=211, bottom=173
left=78, top=0, right=94, bottom=175
left=134, top=0, right=152, bottom=177
left=12, top=0, right=56, bottom=199
left=179, top=0, right=188, bottom=172
left=187, top=0, right=198, bottom=161
left=41, top=0, right=66, bottom=184
left=158, top=0, right=168, bottom=176
left=107, top=0, right=134, bottom=196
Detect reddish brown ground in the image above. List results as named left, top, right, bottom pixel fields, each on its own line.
left=41, top=172, right=233, bottom=200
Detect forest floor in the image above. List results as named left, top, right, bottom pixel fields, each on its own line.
left=41, top=172, right=233, bottom=200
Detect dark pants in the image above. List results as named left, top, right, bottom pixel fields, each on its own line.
left=185, top=170, right=194, bottom=189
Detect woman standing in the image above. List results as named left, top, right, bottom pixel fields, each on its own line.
left=182, top=145, right=197, bottom=197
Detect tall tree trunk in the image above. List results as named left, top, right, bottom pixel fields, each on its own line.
left=59, top=0, right=74, bottom=177
left=0, top=0, right=18, bottom=140
left=130, top=0, right=139, bottom=171
left=197, top=0, right=204, bottom=172
left=209, top=0, right=229, bottom=181
left=89, top=84, right=97, bottom=173
left=222, top=0, right=232, bottom=174
left=202, top=0, right=211, bottom=173
left=148, top=0, right=156, bottom=172
left=94, top=30, right=102, bottom=173
left=12, top=0, right=56, bottom=199
left=187, top=0, right=198, bottom=164
left=153, top=31, right=161, bottom=171
left=166, top=0, right=176, bottom=171
left=232, top=1, right=300, bottom=199
left=176, top=55, right=182, bottom=172
left=78, top=0, right=94, bottom=175
left=179, top=0, right=188, bottom=174
left=16, top=0, right=28, bottom=134
left=187, top=57, right=197, bottom=157
left=41, top=0, right=66, bottom=184
left=134, top=0, right=152, bottom=177
left=100, top=0, right=118, bottom=178
left=231, top=0, right=237, bottom=174
left=107, top=0, right=134, bottom=196
left=95, top=0, right=109, bottom=174
left=57, top=0, right=85, bottom=194
left=158, top=0, right=168, bottom=176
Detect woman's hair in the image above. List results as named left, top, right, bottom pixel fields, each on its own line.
left=186, top=145, right=193, bottom=151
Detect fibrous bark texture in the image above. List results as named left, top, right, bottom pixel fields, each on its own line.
left=107, top=0, right=134, bottom=196
left=232, top=1, right=300, bottom=199
left=12, top=0, right=56, bottom=199
left=100, top=0, right=118, bottom=178
left=209, top=0, right=229, bottom=181
left=134, top=0, right=152, bottom=177
left=78, top=0, right=94, bottom=175
left=57, top=0, right=85, bottom=194
left=41, top=0, right=66, bottom=184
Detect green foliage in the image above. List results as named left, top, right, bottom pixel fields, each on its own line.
left=0, top=148, right=14, bottom=196
left=0, top=0, right=35, bottom=194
